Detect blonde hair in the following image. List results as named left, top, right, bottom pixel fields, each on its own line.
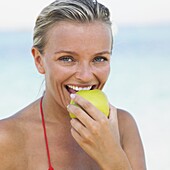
left=33, top=0, right=112, bottom=54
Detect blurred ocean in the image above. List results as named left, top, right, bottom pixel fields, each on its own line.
left=0, top=24, right=170, bottom=170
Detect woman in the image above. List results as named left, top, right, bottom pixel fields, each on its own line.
left=0, top=0, right=146, bottom=169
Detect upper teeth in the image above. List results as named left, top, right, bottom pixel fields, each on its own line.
left=68, top=85, right=92, bottom=91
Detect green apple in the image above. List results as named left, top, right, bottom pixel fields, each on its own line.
left=69, top=89, right=110, bottom=118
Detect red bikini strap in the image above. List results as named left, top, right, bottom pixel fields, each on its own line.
left=40, top=96, right=54, bottom=170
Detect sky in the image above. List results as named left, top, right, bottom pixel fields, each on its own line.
left=0, top=0, right=170, bottom=30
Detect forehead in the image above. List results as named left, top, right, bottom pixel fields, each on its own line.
left=45, top=21, right=112, bottom=52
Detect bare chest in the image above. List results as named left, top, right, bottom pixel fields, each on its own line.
left=22, top=143, right=100, bottom=170
left=21, top=129, right=100, bottom=170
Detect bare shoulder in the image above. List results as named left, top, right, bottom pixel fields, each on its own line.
left=0, top=99, right=40, bottom=169
left=117, top=109, right=142, bottom=146
left=0, top=116, right=25, bottom=168
left=117, top=109, right=138, bottom=135
left=117, top=109, right=146, bottom=170
left=0, top=116, right=24, bottom=145
left=0, top=99, right=40, bottom=145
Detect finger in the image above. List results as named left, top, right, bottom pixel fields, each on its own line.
left=71, top=127, right=82, bottom=143
left=70, top=93, right=106, bottom=121
left=70, top=118, right=87, bottom=136
left=70, top=119, right=96, bottom=152
left=67, top=103, right=95, bottom=129
left=70, top=123, right=92, bottom=146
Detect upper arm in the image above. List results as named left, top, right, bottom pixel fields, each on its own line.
left=117, top=109, right=147, bottom=170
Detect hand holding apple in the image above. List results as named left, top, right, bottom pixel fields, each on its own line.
left=69, top=89, right=109, bottom=118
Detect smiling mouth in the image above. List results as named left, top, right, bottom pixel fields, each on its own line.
left=66, top=85, right=96, bottom=94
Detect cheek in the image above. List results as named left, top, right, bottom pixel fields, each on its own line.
left=47, top=65, right=75, bottom=83
left=96, top=65, right=110, bottom=82
left=104, top=67, right=110, bottom=81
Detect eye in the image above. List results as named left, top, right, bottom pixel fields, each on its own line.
left=58, top=56, right=75, bottom=62
left=93, top=56, right=108, bottom=63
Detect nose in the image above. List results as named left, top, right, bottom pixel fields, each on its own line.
left=75, top=63, right=94, bottom=82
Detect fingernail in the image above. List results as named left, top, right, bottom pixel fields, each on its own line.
left=67, top=104, right=70, bottom=109
left=70, top=93, right=76, bottom=99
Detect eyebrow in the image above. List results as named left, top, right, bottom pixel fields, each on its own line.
left=94, top=51, right=111, bottom=55
left=54, top=50, right=111, bottom=56
left=54, top=50, right=77, bottom=55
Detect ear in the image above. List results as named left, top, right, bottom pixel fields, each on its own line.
left=31, top=47, right=45, bottom=74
